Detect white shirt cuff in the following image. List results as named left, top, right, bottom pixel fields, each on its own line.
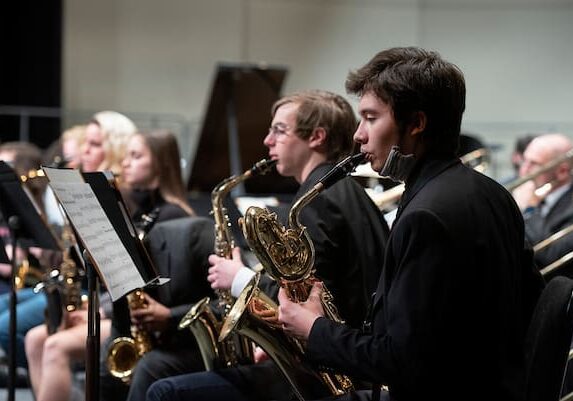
left=231, top=267, right=256, bottom=298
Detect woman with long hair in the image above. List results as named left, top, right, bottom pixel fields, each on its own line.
left=121, top=130, right=194, bottom=231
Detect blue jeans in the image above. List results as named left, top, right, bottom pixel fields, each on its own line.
left=145, top=361, right=385, bottom=401
left=146, top=370, right=250, bottom=401
left=0, top=288, right=47, bottom=367
left=145, top=370, right=382, bottom=401
left=146, top=361, right=301, bottom=401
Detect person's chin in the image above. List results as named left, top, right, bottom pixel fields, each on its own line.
left=276, top=165, right=286, bottom=176
left=370, top=161, right=383, bottom=174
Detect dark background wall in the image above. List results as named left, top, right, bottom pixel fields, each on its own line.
left=0, top=0, right=62, bottom=148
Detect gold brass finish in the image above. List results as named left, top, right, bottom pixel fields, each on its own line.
left=106, top=289, right=153, bottom=383
left=178, top=159, right=277, bottom=370
left=225, top=154, right=366, bottom=400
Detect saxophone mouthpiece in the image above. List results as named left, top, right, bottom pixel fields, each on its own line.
left=319, top=153, right=367, bottom=189
left=251, top=159, right=278, bottom=176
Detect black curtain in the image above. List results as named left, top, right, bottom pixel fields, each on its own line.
left=0, top=0, right=62, bottom=148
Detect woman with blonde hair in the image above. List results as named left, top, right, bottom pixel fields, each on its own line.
left=25, top=128, right=196, bottom=401
left=81, top=110, right=137, bottom=174
left=24, top=111, right=138, bottom=401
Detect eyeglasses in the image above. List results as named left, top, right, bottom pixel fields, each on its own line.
left=267, top=124, right=292, bottom=141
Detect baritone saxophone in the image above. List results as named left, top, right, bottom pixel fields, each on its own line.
left=178, top=159, right=277, bottom=370
left=220, top=153, right=366, bottom=401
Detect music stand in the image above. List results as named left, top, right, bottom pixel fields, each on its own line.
left=0, top=161, right=61, bottom=401
left=82, top=172, right=159, bottom=284
left=0, top=235, right=9, bottom=264
left=43, top=168, right=162, bottom=401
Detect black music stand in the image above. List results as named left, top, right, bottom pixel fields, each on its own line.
left=44, top=168, right=162, bottom=401
left=0, top=235, right=9, bottom=264
left=0, top=161, right=60, bottom=401
left=82, top=172, right=159, bottom=284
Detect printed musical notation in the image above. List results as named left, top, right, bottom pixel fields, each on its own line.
left=42, top=168, right=145, bottom=300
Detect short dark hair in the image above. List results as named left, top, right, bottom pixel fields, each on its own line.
left=272, top=90, right=356, bottom=162
left=346, top=47, right=466, bottom=157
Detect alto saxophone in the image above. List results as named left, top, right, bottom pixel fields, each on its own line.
left=220, top=153, right=366, bottom=401
left=178, top=159, right=277, bottom=370
left=34, top=222, right=85, bottom=334
left=106, top=205, right=161, bottom=382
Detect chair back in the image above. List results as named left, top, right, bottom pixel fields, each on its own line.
left=525, top=276, right=573, bottom=401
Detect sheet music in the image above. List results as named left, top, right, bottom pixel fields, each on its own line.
left=44, top=168, right=145, bottom=300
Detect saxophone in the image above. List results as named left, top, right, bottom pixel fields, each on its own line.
left=106, top=203, right=161, bottom=383
left=34, top=222, right=85, bottom=334
left=178, top=159, right=277, bottom=370
left=107, top=289, right=153, bottom=383
left=220, top=153, right=365, bottom=401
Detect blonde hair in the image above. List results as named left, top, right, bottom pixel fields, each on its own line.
left=90, top=111, right=137, bottom=175
left=62, top=124, right=86, bottom=144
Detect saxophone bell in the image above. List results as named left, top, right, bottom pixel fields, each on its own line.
left=220, top=273, right=338, bottom=401
left=106, top=289, right=154, bottom=384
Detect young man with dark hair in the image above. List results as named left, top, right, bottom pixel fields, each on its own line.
left=278, top=47, right=543, bottom=401
left=145, top=90, right=390, bottom=401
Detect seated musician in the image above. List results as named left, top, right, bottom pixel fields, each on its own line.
left=23, top=112, right=137, bottom=401
left=512, top=133, right=573, bottom=276
left=149, top=47, right=543, bottom=401
left=0, top=141, right=51, bottom=372
left=98, top=130, right=204, bottom=401
left=146, top=90, right=391, bottom=401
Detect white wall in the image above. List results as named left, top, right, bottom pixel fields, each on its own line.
left=63, top=0, right=573, bottom=178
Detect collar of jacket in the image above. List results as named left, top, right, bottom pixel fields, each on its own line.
left=395, top=157, right=460, bottom=222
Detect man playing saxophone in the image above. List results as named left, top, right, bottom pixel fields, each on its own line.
left=276, top=47, right=544, bottom=401
left=147, top=90, right=391, bottom=401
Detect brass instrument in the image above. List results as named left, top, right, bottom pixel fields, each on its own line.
left=505, top=147, right=573, bottom=192
left=507, top=149, right=573, bottom=276
left=106, top=289, right=153, bottom=383
left=178, top=159, right=277, bottom=370
left=19, top=168, right=46, bottom=183
left=221, top=153, right=366, bottom=401
left=14, top=168, right=50, bottom=289
left=540, top=250, right=573, bottom=277
left=35, top=250, right=85, bottom=333
left=371, top=147, right=490, bottom=210
left=530, top=223, right=573, bottom=277
left=15, top=257, right=44, bottom=290
left=33, top=211, right=85, bottom=333
left=105, top=195, right=163, bottom=383
left=533, top=224, right=573, bottom=254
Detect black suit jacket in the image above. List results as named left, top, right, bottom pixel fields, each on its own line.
left=111, top=216, right=215, bottom=342
left=524, top=185, right=573, bottom=275
left=307, top=158, right=543, bottom=401
left=145, top=216, right=216, bottom=336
